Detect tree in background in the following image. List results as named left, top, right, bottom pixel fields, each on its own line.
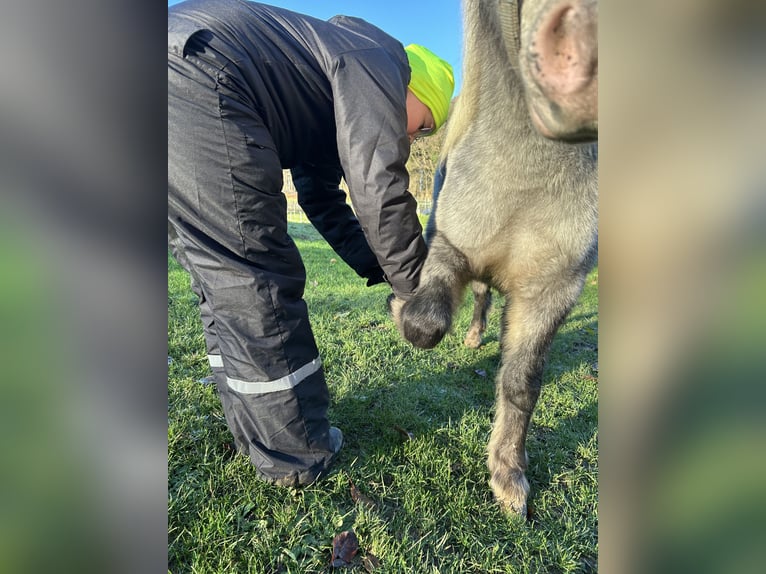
left=406, top=124, right=446, bottom=205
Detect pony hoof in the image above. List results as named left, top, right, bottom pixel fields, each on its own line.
left=490, top=467, right=530, bottom=518
left=401, top=307, right=449, bottom=348
left=463, top=326, right=483, bottom=348
left=389, top=294, right=445, bottom=348
left=499, top=498, right=527, bottom=518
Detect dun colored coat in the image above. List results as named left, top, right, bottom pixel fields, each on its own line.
left=390, top=0, right=598, bottom=516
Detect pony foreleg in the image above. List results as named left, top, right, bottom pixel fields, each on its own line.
left=488, top=276, right=583, bottom=516
left=389, top=232, right=471, bottom=349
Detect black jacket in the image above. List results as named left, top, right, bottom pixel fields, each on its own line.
left=168, top=0, right=425, bottom=298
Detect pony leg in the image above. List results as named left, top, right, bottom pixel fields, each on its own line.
left=488, top=275, right=585, bottom=516
left=389, top=231, right=471, bottom=349
left=463, top=281, right=492, bottom=348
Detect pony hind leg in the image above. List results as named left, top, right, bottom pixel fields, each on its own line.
left=463, top=281, right=492, bottom=348
left=488, top=274, right=586, bottom=516
left=389, top=231, right=471, bottom=349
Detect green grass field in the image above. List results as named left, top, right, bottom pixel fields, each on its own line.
left=168, top=220, right=598, bottom=573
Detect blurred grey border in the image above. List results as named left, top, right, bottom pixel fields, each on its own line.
left=0, top=1, right=764, bottom=573
left=0, top=2, right=167, bottom=573
left=599, top=1, right=766, bottom=573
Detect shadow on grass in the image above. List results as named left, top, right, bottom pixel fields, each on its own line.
left=325, top=299, right=598, bottom=506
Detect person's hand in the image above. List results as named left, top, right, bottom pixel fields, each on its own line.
left=364, top=266, right=386, bottom=287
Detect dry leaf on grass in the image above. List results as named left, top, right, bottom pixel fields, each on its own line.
left=331, top=530, right=359, bottom=568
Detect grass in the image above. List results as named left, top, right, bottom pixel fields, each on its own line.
left=168, top=220, right=598, bottom=573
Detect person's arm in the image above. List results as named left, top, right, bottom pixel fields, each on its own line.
left=291, top=162, right=385, bottom=286
left=329, top=48, right=426, bottom=300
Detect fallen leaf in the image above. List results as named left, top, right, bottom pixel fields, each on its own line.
left=331, top=530, right=359, bottom=568
left=330, top=258, right=337, bottom=264
left=362, top=553, right=381, bottom=572
left=393, top=425, right=414, bottom=441
left=349, top=479, right=375, bottom=509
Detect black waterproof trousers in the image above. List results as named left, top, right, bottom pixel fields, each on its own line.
left=168, top=51, right=338, bottom=485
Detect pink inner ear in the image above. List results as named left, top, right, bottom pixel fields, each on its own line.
left=534, top=2, right=597, bottom=97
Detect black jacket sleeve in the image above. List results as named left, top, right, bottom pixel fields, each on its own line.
left=291, top=162, right=385, bottom=286
left=329, top=47, right=427, bottom=300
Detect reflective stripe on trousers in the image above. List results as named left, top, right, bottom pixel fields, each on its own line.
left=208, top=355, right=322, bottom=395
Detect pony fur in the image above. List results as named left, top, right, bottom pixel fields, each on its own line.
left=391, top=0, right=598, bottom=516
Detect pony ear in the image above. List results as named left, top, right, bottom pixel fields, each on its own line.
left=522, top=0, right=598, bottom=141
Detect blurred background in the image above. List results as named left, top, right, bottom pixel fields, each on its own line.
left=0, top=1, right=764, bottom=572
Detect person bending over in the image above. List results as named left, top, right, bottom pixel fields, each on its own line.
left=168, top=0, right=454, bottom=486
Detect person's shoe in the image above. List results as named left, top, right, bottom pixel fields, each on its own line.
left=269, top=426, right=344, bottom=488
left=328, top=426, right=344, bottom=455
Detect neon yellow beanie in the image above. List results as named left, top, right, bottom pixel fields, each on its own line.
left=404, top=44, right=455, bottom=132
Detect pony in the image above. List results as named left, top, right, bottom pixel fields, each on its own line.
left=390, top=0, right=598, bottom=516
